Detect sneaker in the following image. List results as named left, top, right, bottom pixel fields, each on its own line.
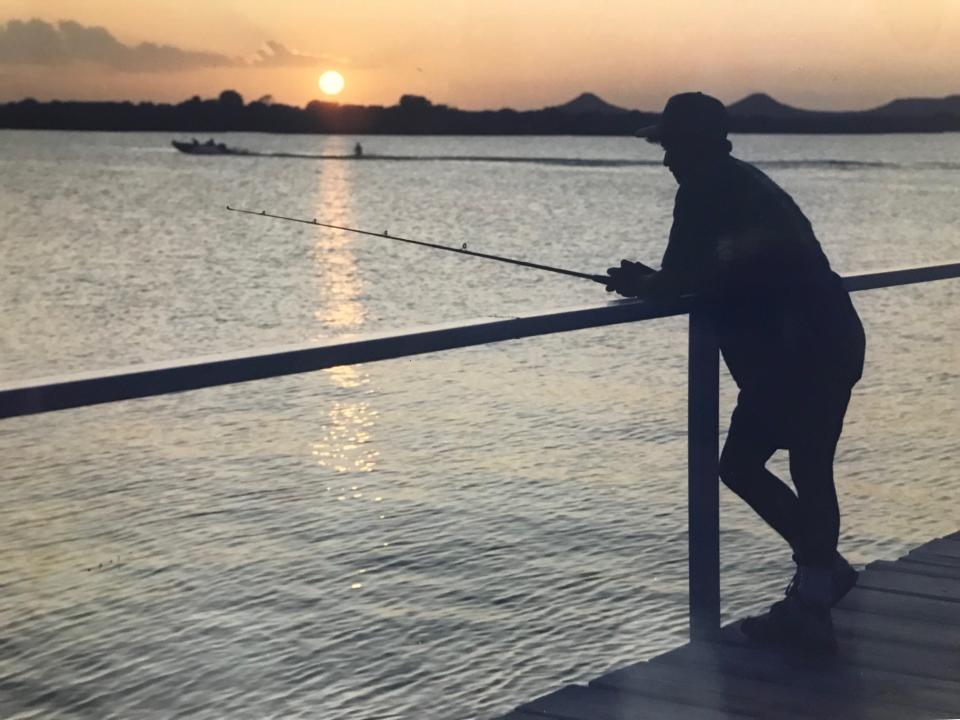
left=741, top=595, right=837, bottom=655
left=786, top=552, right=859, bottom=606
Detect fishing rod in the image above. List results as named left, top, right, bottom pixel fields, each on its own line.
left=226, top=206, right=651, bottom=284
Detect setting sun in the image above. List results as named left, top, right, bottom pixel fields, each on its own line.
left=318, top=70, right=345, bottom=96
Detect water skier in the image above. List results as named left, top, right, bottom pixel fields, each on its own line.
left=605, top=92, right=866, bottom=654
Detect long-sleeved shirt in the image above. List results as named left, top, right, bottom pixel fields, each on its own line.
left=651, top=156, right=865, bottom=390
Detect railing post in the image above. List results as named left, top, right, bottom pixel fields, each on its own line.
left=688, top=308, right=721, bottom=641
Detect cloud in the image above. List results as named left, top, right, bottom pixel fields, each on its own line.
left=0, top=19, right=332, bottom=72
left=0, top=18, right=240, bottom=71
left=253, top=41, right=329, bottom=68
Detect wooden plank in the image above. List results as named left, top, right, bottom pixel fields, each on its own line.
left=718, top=620, right=960, bottom=684
left=856, top=567, right=960, bottom=603
left=867, top=559, right=960, bottom=581
left=500, top=535, right=960, bottom=720
left=517, top=683, right=755, bottom=720
left=903, top=551, right=960, bottom=569
left=592, top=662, right=807, bottom=720
left=592, top=660, right=913, bottom=720
left=833, top=606, right=960, bottom=651
left=653, top=639, right=960, bottom=716
left=907, top=538, right=960, bottom=559
left=837, top=586, right=960, bottom=624
left=706, top=627, right=960, bottom=696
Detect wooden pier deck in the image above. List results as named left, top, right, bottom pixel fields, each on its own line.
left=498, top=532, right=960, bottom=720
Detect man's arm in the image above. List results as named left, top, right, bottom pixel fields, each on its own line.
left=606, top=187, right=707, bottom=299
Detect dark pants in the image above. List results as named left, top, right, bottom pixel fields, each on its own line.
left=719, top=383, right=853, bottom=568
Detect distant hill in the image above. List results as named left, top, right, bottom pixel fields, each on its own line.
left=542, top=89, right=960, bottom=125
left=869, top=95, right=960, bottom=117
left=677, top=92, right=960, bottom=121
left=727, top=93, right=810, bottom=118
left=720, top=92, right=960, bottom=133
left=550, top=92, right=630, bottom=115
left=2, top=89, right=959, bottom=134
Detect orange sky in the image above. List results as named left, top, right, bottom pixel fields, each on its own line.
left=1, top=0, right=958, bottom=110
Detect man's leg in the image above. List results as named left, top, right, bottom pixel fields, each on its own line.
left=719, top=401, right=800, bottom=552
left=739, top=387, right=854, bottom=654
left=788, top=387, right=851, bottom=570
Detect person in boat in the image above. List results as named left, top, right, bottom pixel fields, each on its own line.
left=354, top=142, right=364, bottom=157
left=605, top=92, right=865, bottom=654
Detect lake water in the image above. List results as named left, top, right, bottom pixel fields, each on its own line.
left=1, top=131, right=959, bottom=719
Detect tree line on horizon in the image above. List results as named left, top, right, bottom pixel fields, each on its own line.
left=1, top=89, right=959, bottom=134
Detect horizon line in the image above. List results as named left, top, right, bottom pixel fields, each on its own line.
left=3, top=89, right=960, bottom=116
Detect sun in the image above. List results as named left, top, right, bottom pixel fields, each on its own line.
left=318, top=70, right=345, bottom=96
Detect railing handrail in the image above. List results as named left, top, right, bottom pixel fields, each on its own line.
left=2, top=261, right=959, bottom=421
left=4, top=259, right=960, bottom=642
left=0, top=296, right=692, bottom=420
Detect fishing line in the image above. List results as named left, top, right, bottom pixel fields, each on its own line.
left=226, top=206, right=650, bottom=283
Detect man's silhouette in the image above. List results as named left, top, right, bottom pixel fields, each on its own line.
left=606, top=92, right=866, bottom=654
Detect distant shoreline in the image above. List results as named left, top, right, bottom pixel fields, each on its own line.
left=3, top=91, right=959, bottom=135
left=2, top=128, right=959, bottom=137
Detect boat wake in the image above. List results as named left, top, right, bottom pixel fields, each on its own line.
left=171, top=143, right=960, bottom=171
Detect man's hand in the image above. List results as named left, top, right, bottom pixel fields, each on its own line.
left=605, top=259, right=655, bottom=297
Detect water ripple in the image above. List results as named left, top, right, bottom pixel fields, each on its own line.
left=1, top=131, right=959, bottom=720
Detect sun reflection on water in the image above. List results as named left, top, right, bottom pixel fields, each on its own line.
left=310, top=161, right=381, bottom=478
left=311, top=372, right=380, bottom=474
left=313, top=162, right=366, bottom=334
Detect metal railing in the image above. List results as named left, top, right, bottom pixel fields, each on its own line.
left=2, top=260, right=959, bottom=640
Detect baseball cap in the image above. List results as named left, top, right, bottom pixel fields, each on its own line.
left=636, top=92, right=728, bottom=145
